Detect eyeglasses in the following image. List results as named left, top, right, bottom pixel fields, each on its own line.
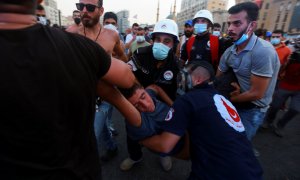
left=76, top=3, right=99, bottom=12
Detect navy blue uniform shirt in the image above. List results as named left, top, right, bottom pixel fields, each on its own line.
left=161, top=83, right=263, bottom=180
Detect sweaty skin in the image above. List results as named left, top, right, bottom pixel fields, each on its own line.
left=77, top=25, right=127, bottom=62
left=65, top=23, right=82, bottom=33
left=69, top=0, right=139, bottom=126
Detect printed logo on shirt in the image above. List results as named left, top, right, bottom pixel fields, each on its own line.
left=206, top=40, right=211, bottom=50
left=164, top=70, right=173, bottom=80
left=213, top=94, right=245, bottom=132
left=165, top=108, right=174, bottom=121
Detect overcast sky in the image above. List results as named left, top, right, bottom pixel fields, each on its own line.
left=57, top=0, right=234, bottom=24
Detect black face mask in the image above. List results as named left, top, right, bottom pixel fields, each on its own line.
left=74, top=17, right=81, bottom=25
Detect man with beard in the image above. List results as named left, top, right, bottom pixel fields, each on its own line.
left=66, top=10, right=82, bottom=32
left=180, top=10, right=225, bottom=71
left=72, top=0, right=127, bottom=62
left=176, top=19, right=194, bottom=58
left=217, top=2, right=280, bottom=155
left=72, top=0, right=128, bottom=162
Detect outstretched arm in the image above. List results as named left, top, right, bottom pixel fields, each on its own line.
left=140, top=132, right=181, bottom=154
left=96, top=80, right=141, bottom=127
left=101, top=57, right=135, bottom=88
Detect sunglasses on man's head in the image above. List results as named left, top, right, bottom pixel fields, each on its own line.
left=76, top=3, right=99, bottom=12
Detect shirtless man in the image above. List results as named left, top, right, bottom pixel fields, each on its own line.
left=69, top=0, right=127, bottom=62
left=71, top=0, right=129, bottom=161
left=65, top=10, right=82, bottom=33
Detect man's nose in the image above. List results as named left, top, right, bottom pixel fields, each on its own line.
left=82, top=6, right=88, bottom=13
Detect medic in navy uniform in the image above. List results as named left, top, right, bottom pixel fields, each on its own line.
left=121, top=19, right=180, bottom=171
left=127, top=19, right=179, bottom=100
left=180, top=10, right=225, bottom=71
left=141, top=61, right=263, bottom=180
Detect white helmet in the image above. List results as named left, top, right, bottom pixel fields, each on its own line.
left=193, top=10, right=213, bottom=24
left=153, top=19, right=179, bottom=42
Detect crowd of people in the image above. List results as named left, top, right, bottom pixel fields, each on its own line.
left=1, top=0, right=299, bottom=179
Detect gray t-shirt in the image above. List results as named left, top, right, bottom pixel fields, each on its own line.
left=218, top=34, right=280, bottom=109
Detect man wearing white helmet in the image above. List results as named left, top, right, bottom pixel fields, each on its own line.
left=180, top=9, right=225, bottom=71
left=122, top=19, right=180, bottom=171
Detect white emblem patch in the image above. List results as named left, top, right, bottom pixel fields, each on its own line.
left=207, top=40, right=211, bottom=47
left=165, top=108, right=174, bottom=121
left=164, top=70, right=173, bottom=80
left=213, top=94, right=245, bottom=132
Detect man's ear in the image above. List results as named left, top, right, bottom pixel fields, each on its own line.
left=99, top=7, right=104, bottom=16
left=249, top=21, right=257, bottom=33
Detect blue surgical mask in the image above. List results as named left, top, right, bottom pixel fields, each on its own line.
left=234, top=23, right=252, bottom=45
left=152, top=43, right=170, bottom=60
left=212, top=31, right=221, bottom=37
left=234, top=34, right=249, bottom=45
left=194, top=24, right=207, bottom=34
left=270, top=38, right=281, bottom=45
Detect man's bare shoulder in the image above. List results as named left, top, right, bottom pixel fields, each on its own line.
left=66, top=24, right=82, bottom=34
left=101, top=28, right=119, bottom=41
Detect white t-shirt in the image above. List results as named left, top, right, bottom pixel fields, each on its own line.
left=125, top=34, right=133, bottom=44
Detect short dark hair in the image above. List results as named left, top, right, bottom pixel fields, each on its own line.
left=272, top=29, right=284, bottom=36
left=228, top=2, right=259, bottom=21
left=98, top=0, right=103, bottom=7
left=144, top=27, right=149, bottom=31
left=73, top=10, right=80, bottom=14
left=137, top=27, right=144, bottom=31
left=118, top=83, right=143, bottom=99
left=132, top=23, right=139, bottom=28
left=255, top=28, right=266, bottom=37
left=104, top=11, right=118, bottom=23
left=0, top=0, right=37, bottom=14
left=213, top=23, right=221, bottom=28
left=37, top=4, right=44, bottom=11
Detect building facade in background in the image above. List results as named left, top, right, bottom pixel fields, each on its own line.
left=177, top=0, right=228, bottom=33
left=257, top=0, right=300, bottom=35
left=41, top=0, right=60, bottom=25
left=116, top=10, right=130, bottom=34
left=212, top=10, right=229, bottom=34
left=235, top=0, right=300, bottom=35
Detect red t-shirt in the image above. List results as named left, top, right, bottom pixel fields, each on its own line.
left=279, top=62, right=300, bottom=91
left=275, top=43, right=292, bottom=65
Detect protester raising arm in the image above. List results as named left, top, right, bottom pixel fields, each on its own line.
left=101, top=57, right=135, bottom=88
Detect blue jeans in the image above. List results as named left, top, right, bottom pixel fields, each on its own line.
left=237, top=108, right=266, bottom=140
left=94, top=101, right=117, bottom=151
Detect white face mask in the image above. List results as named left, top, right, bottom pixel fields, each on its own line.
left=37, top=16, right=47, bottom=25
left=104, top=24, right=118, bottom=32
left=136, top=36, right=145, bottom=43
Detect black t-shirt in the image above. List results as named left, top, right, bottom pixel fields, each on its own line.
left=0, top=24, right=111, bottom=179
left=131, top=45, right=179, bottom=100
left=160, top=84, right=263, bottom=179
left=181, top=33, right=226, bottom=70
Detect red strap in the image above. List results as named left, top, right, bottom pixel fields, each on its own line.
left=210, top=35, right=219, bottom=68
left=186, top=36, right=195, bottom=61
